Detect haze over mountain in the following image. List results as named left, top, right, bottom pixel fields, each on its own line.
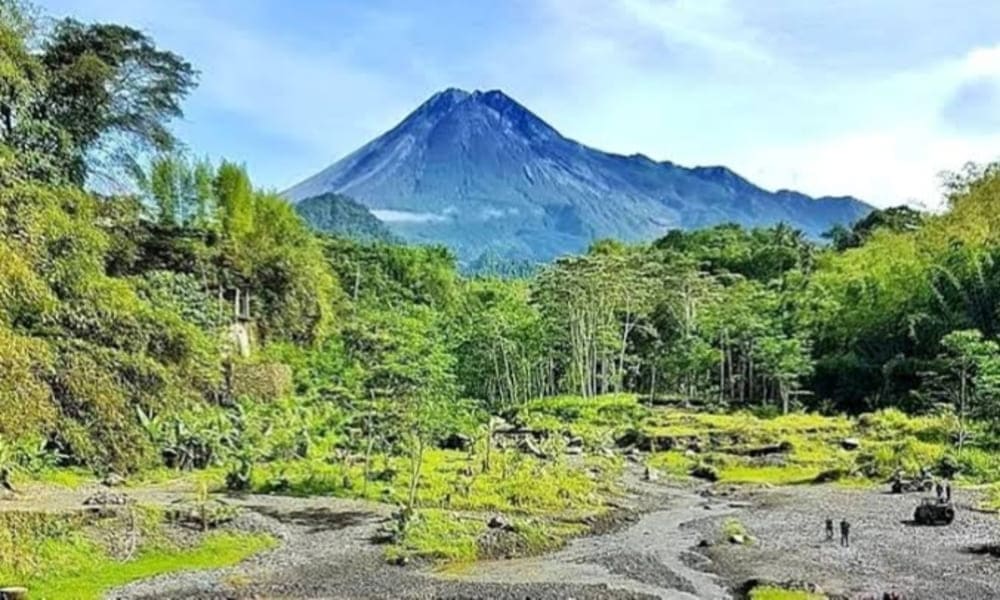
left=285, top=88, right=872, bottom=264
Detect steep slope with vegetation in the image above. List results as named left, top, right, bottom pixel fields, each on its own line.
left=295, top=192, right=397, bottom=242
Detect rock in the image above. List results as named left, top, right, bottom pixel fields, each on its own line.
left=614, top=429, right=646, bottom=448
left=599, top=447, right=616, bottom=458
left=812, top=468, right=848, bottom=484
left=83, top=491, right=130, bottom=506
left=371, top=468, right=397, bottom=482
left=491, top=417, right=514, bottom=433
left=487, top=515, right=516, bottom=532
left=728, top=533, right=745, bottom=545
left=440, top=433, right=473, bottom=451
left=102, top=472, right=126, bottom=487
left=0, top=587, right=28, bottom=600
left=690, top=464, right=719, bottom=482
left=697, top=539, right=713, bottom=548
left=841, top=437, right=861, bottom=451
left=728, top=440, right=794, bottom=457
left=565, top=446, right=583, bottom=456
left=567, top=436, right=584, bottom=448
left=391, top=555, right=410, bottom=566
left=643, top=466, right=659, bottom=482
left=518, top=438, right=548, bottom=459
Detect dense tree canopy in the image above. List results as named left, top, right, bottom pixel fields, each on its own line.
left=6, top=0, right=1000, bottom=480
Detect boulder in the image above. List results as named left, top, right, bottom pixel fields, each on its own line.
left=690, top=464, right=719, bottom=482
left=728, top=533, right=745, bottom=545
left=518, top=438, right=548, bottom=459
left=83, top=491, right=131, bottom=506
left=440, top=433, right=473, bottom=451
left=102, top=472, right=126, bottom=487
left=840, top=437, right=861, bottom=451
left=567, top=436, right=584, bottom=448
left=643, top=466, right=659, bottom=482
left=565, top=446, right=583, bottom=456
left=487, top=515, right=516, bottom=532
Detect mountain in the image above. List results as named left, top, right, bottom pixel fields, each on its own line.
left=285, top=88, right=873, bottom=264
left=294, top=192, right=396, bottom=243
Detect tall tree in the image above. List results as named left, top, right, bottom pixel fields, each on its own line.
left=39, top=19, right=197, bottom=183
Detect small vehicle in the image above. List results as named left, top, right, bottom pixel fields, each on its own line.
left=891, top=476, right=933, bottom=494
left=914, top=498, right=955, bottom=526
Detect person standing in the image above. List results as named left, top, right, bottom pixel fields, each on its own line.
left=840, top=520, right=850, bottom=547
left=946, top=482, right=952, bottom=503
left=935, top=480, right=944, bottom=501
left=825, top=518, right=834, bottom=541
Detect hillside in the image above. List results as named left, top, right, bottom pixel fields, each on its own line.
left=285, top=88, right=872, bottom=264
left=295, top=192, right=396, bottom=242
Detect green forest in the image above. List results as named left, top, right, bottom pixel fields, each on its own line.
left=4, top=2, right=1000, bottom=596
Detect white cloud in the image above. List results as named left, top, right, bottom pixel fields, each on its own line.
left=371, top=209, right=449, bottom=224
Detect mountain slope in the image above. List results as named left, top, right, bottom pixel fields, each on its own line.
left=294, top=192, right=396, bottom=242
left=285, top=88, right=872, bottom=263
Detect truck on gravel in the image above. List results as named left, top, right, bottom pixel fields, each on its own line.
left=914, top=498, right=955, bottom=525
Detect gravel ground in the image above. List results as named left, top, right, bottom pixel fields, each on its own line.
left=106, top=477, right=1000, bottom=600
left=110, top=471, right=728, bottom=600
left=109, top=491, right=666, bottom=600
left=688, top=485, right=1000, bottom=600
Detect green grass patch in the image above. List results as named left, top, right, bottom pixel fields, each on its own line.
left=386, top=509, right=588, bottom=564
left=646, top=450, right=697, bottom=477
left=522, top=394, right=647, bottom=447
left=28, top=468, right=95, bottom=489
left=26, top=531, right=274, bottom=600
left=718, top=463, right=823, bottom=486
left=250, top=448, right=620, bottom=519
left=720, top=517, right=752, bottom=544
left=0, top=509, right=275, bottom=600
left=749, top=585, right=826, bottom=600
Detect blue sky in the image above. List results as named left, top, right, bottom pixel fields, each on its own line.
left=39, top=0, right=1000, bottom=208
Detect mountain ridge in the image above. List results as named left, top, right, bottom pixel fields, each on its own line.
left=286, top=88, right=873, bottom=263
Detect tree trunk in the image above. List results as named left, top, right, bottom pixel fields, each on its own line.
left=406, top=437, right=425, bottom=510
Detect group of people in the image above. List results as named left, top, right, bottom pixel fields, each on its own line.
left=935, top=480, right=952, bottom=503
left=825, top=518, right=851, bottom=547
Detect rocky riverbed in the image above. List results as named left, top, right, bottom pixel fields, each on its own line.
left=107, top=477, right=1000, bottom=600
left=689, top=485, right=1000, bottom=600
